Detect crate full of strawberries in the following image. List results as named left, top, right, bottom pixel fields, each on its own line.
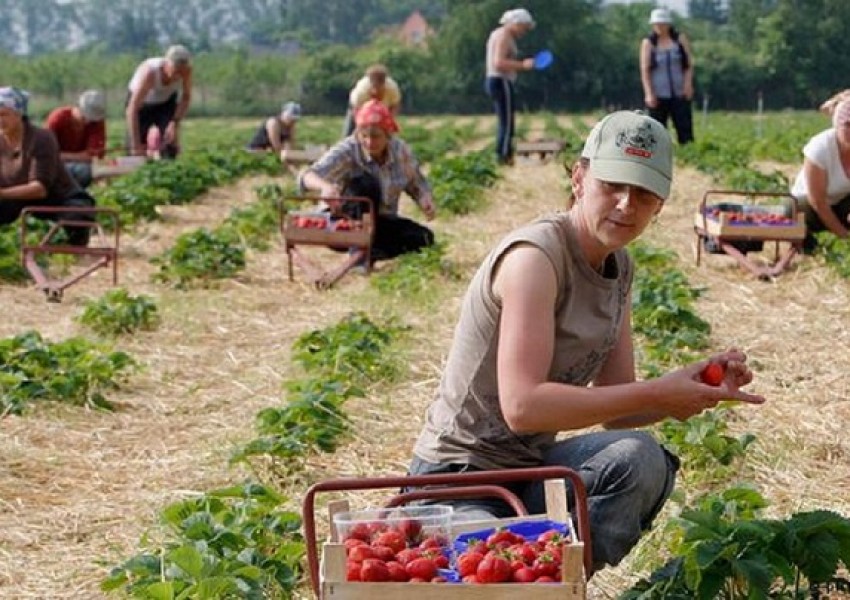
left=324, top=508, right=586, bottom=598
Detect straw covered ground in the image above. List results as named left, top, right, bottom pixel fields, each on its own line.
left=1, top=116, right=849, bottom=599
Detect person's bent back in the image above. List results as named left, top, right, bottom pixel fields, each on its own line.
left=45, top=89, right=107, bottom=188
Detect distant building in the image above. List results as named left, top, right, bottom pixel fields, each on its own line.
left=398, top=10, right=433, bottom=47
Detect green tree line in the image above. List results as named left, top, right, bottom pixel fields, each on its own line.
left=2, top=0, right=849, bottom=118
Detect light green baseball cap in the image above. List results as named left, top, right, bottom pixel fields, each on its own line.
left=580, top=111, right=673, bottom=200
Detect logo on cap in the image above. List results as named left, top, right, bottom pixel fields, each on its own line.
left=616, top=122, right=657, bottom=159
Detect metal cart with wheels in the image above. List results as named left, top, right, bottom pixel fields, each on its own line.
left=20, top=206, right=120, bottom=302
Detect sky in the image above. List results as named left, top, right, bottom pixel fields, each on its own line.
left=603, top=0, right=690, bottom=17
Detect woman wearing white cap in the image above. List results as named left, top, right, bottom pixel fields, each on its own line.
left=639, top=8, right=695, bottom=144
left=410, top=111, right=763, bottom=573
left=485, top=7, right=536, bottom=165
left=125, top=44, right=193, bottom=159
left=246, top=101, right=302, bottom=162
left=44, top=89, right=107, bottom=188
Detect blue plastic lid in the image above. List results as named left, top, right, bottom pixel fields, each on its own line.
left=453, top=519, right=572, bottom=554
left=534, top=50, right=554, bottom=70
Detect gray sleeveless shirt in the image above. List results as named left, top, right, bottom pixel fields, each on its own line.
left=650, top=45, right=687, bottom=99
left=413, top=214, right=633, bottom=469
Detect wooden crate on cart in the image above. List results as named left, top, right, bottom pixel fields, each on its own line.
left=303, top=467, right=590, bottom=599
left=692, top=189, right=806, bottom=280
left=280, top=196, right=374, bottom=288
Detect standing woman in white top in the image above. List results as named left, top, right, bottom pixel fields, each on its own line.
left=125, top=45, right=193, bottom=159
left=791, top=99, right=850, bottom=252
left=485, top=8, right=535, bottom=166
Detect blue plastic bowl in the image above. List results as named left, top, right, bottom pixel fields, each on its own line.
left=453, top=519, right=572, bottom=554
left=534, top=50, right=554, bottom=70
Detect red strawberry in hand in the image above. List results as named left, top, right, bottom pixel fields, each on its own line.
left=700, top=363, right=725, bottom=387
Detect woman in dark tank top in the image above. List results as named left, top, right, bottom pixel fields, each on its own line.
left=639, top=8, right=695, bottom=144
left=246, top=101, right=301, bottom=160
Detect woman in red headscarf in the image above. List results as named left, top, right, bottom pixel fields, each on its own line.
left=299, top=99, right=436, bottom=265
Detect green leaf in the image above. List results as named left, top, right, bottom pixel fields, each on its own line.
left=139, top=582, right=176, bottom=600
left=177, top=577, right=238, bottom=600
left=168, top=545, right=205, bottom=579
left=731, top=558, right=773, bottom=598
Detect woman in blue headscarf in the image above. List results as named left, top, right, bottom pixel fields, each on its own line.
left=0, top=86, right=94, bottom=244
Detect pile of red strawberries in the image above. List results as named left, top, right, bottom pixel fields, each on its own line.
left=341, top=519, right=571, bottom=584
left=455, top=527, right=570, bottom=584
left=342, top=519, right=451, bottom=583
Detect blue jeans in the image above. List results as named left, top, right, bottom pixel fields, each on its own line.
left=485, top=76, right=516, bottom=163
left=408, top=430, right=679, bottom=572
left=65, top=162, right=93, bottom=189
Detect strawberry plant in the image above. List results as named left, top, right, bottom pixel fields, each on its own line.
left=219, top=182, right=298, bottom=252
left=152, top=227, right=246, bottom=289
left=151, top=182, right=296, bottom=288
left=430, top=150, right=500, bottom=216
left=291, top=312, right=406, bottom=382
left=623, top=487, right=850, bottom=599
left=813, top=232, right=850, bottom=278
left=0, top=330, right=135, bottom=414
left=0, top=226, right=29, bottom=282
left=230, top=375, right=360, bottom=470
left=234, top=312, right=406, bottom=471
left=0, top=216, right=61, bottom=283
left=101, top=483, right=304, bottom=599
left=371, top=241, right=461, bottom=299
left=402, top=122, right=471, bottom=164
left=657, top=405, right=756, bottom=474
left=98, top=147, right=280, bottom=225
left=77, top=288, right=160, bottom=336
left=630, top=242, right=711, bottom=374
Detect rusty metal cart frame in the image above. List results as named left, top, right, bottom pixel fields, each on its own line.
left=693, top=189, right=806, bottom=280
left=19, top=206, right=120, bottom=302
left=302, top=466, right=592, bottom=598
left=281, top=196, right=374, bottom=290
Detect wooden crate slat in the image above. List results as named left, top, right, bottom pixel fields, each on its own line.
left=693, top=212, right=806, bottom=241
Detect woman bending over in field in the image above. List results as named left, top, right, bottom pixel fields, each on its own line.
left=791, top=99, right=850, bottom=253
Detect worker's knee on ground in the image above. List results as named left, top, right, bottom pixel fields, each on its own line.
left=589, top=431, right=672, bottom=498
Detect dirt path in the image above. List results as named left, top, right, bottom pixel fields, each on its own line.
left=1, top=127, right=848, bottom=598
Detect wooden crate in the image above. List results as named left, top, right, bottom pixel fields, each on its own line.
left=283, top=211, right=372, bottom=247
left=283, top=146, right=327, bottom=166
left=318, top=480, right=586, bottom=599
left=693, top=210, right=806, bottom=241
left=516, top=140, right=566, bottom=160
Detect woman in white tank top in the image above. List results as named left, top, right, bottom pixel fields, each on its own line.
left=125, top=45, right=193, bottom=159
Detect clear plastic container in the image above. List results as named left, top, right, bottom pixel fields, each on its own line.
left=333, top=505, right=453, bottom=550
